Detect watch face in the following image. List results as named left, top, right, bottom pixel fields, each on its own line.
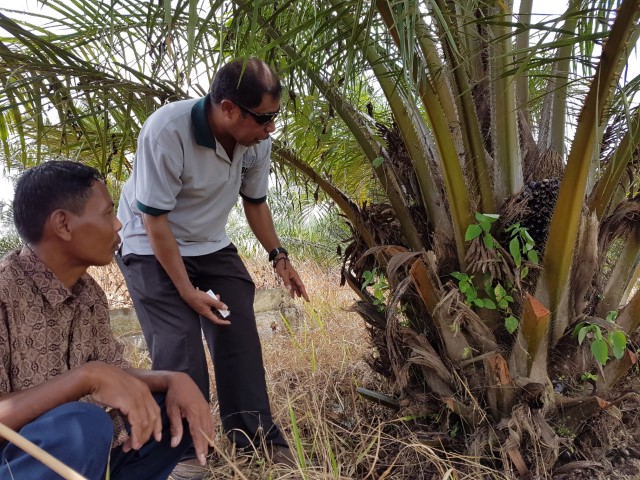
left=269, top=247, right=287, bottom=262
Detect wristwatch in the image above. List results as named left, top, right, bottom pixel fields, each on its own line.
left=268, top=246, right=288, bottom=262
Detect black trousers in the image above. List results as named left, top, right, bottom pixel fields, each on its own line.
left=116, top=244, right=287, bottom=449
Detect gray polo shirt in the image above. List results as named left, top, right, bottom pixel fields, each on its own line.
left=118, top=95, right=271, bottom=257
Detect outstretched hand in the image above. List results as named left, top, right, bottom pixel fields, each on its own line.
left=165, top=372, right=217, bottom=465
left=274, top=258, right=310, bottom=301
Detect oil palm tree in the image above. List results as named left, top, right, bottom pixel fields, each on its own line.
left=1, top=0, right=639, bottom=476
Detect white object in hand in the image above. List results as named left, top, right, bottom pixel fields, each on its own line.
left=206, top=290, right=231, bottom=318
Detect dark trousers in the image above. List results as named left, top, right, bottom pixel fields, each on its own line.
left=0, top=394, right=190, bottom=480
left=116, top=244, right=286, bottom=449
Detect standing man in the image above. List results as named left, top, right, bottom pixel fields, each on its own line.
left=0, top=161, right=216, bottom=479
left=117, top=58, right=309, bottom=476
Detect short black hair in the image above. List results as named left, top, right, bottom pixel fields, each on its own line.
left=210, top=58, right=282, bottom=108
left=13, top=161, right=102, bottom=244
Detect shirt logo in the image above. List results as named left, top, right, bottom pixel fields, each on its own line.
left=242, top=154, right=257, bottom=180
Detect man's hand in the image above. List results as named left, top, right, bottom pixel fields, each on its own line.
left=143, top=213, right=230, bottom=326
left=165, top=373, right=216, bottom=465
left=82, top=362, right=162, bottom=452
left=181, top=288, right=231, bottom=326
left=242, top=200, right=309, bottom=301
left=274, top=258, right=310, bottom=301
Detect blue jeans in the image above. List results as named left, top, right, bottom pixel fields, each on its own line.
left=0, top=394, right=191, bottom=480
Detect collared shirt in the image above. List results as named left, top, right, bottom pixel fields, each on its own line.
left=0, top=247, right=130, bottom=446
left=118, top=94, right=271, bottom=257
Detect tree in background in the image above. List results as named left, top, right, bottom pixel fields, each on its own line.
left=1, top=0, right=639, bottom=475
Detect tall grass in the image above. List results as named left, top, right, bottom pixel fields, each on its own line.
left=90, top=258, right=507, bottom=479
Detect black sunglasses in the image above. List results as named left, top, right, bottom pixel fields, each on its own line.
left=236, top=103, right=279, bottom=125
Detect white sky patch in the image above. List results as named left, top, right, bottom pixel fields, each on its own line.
left=0, top=176, right=12, bottom=204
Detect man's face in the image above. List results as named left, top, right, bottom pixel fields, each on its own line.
left=232, top=94, right=280, bottom=147
left=67, top=181, right=122, bottom=267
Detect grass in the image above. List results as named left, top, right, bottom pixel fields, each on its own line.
left=90, top=257, right=508, bottom=480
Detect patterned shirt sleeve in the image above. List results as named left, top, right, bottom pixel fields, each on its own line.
left=0, top=303, right=11, bottom=396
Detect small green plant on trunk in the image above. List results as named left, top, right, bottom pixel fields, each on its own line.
left=574, top=310, right=627, bottom=366
left=361, top=267, right=388, bottom=312
left=453, top=214, right=539, bottom=334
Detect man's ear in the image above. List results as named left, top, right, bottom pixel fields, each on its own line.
left=48, top=209, right=73, bottom=242
left=219, top=99, right=237, bottom=118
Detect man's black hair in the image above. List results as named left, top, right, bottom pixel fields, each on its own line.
left=210, top=58, right=282, bottom=108
left=13, top=160, right=103, bottom=244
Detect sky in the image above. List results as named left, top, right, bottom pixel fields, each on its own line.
left=0, top=0, right=638, bottom=203
left=0, top=177, right=11, bottom=203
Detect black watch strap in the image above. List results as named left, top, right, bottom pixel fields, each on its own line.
left=268, top=246, right=288, bottom=262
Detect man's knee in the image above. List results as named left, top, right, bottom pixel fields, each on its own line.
left=31, top=402, right=114, bottom=451
left=0, top=403, right=114, bottom=478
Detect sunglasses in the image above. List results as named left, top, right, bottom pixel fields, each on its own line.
left=236, top=103, right=279, bottom=125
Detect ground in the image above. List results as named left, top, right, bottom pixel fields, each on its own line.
left=92, top=259, right=640, bottom=480
left=557, top=378, right=640, bottom=480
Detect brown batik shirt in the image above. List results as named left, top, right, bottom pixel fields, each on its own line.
left=0, top=246, right=130, bottom=446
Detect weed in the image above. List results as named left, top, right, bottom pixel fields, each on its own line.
left=573, top=311, right=627, bottom=366
left=361, top=267, right=388, bottom=311
left=452, top=214, right=539, bottom=334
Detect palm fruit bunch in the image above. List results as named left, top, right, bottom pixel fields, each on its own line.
left=519, top=178, right=561, bottom=248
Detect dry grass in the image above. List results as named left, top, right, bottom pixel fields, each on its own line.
left=88, top=261, right=132, bottom=309
left=90, top=258, right=507, bottom=480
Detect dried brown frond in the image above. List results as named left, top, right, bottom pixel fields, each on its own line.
left=385, top=249, right=422, bottom=289
left=598, top=195, right=640, bottom=254
left=524, top=147, right=564, bottom=184
left=506, top=404, right=561, bottom=474
left=465, top=236, right=516, bottom=285
left=378, top=122, right=426, bottom=212
left=384, top=312, right=411, bottom=391
left=352, top=300, right=392, bottom=377
left=499, top=187, right=532, bottom=232
left=340, top=202, right=413, bottom=286
left=587, top=197, right=640, bottom=314
left=436, top=287, right=499, bottom=355
left=394, top=323, right=458, bottom=405
left=356, top=245, right=417, bottom=290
